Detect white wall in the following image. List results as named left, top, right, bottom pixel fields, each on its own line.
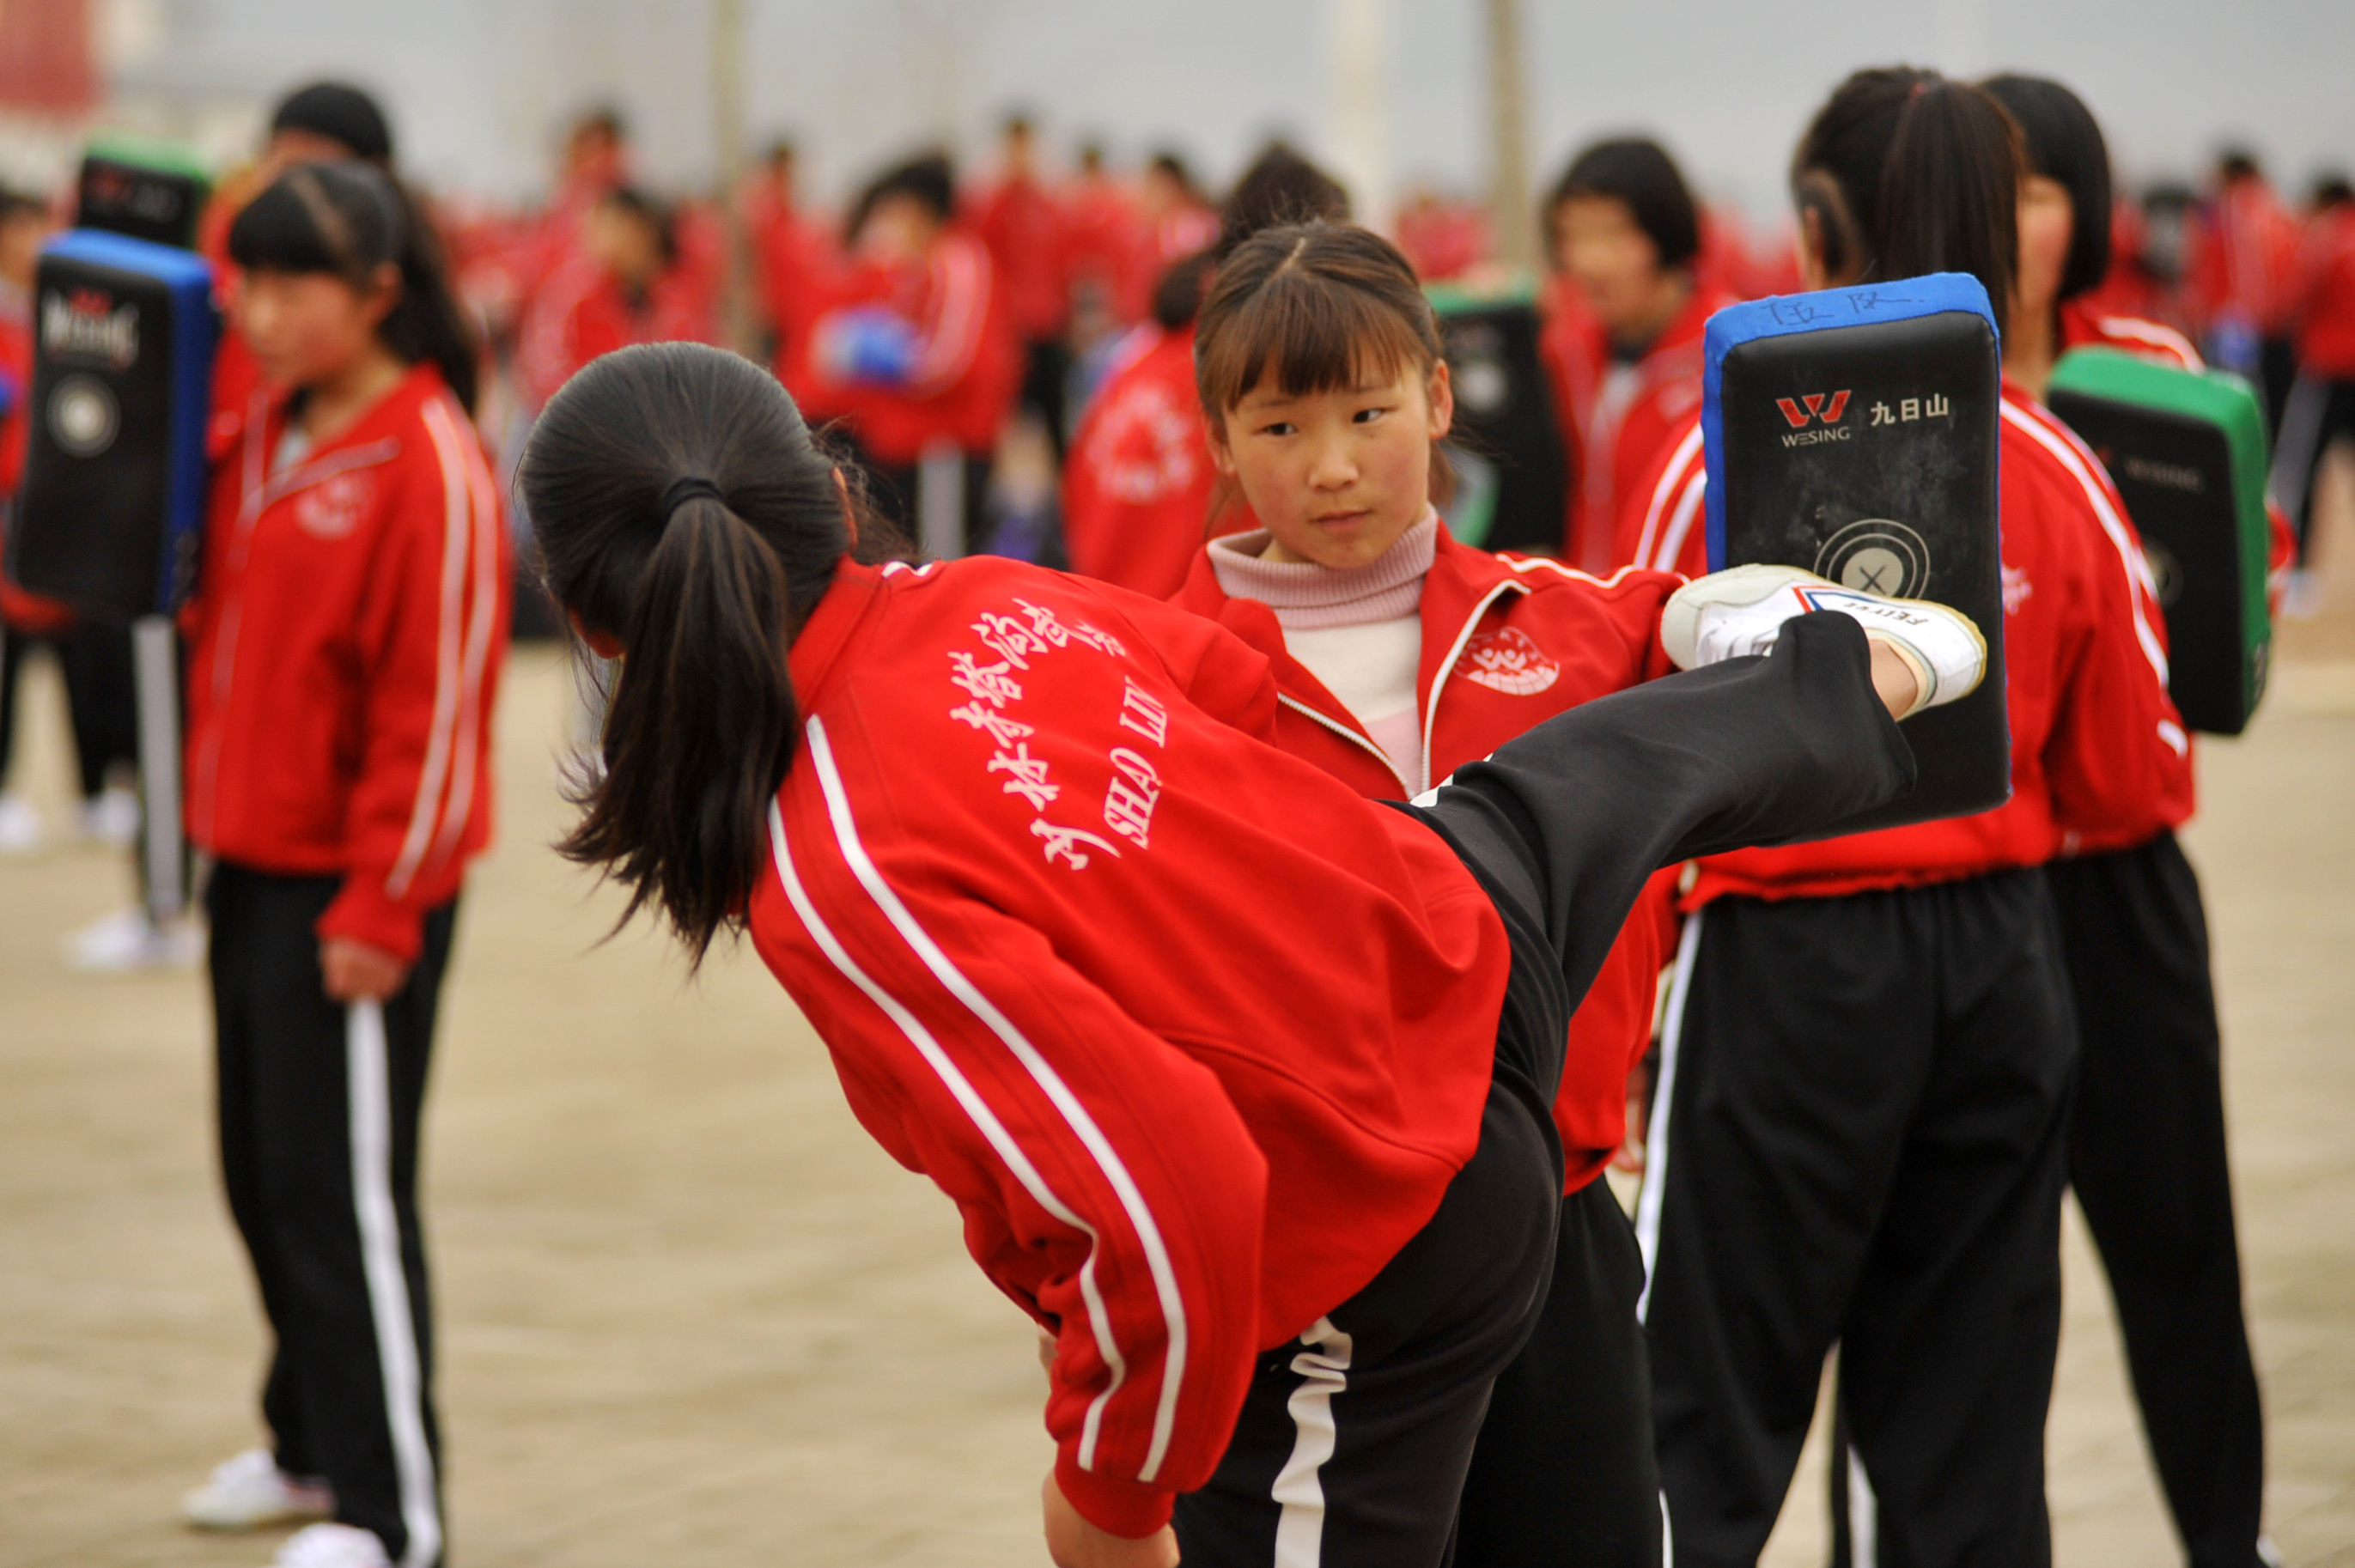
left=27, top=0, right=2353, bottom=222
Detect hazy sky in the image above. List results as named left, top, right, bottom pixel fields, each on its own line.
left=99, top=0, right=2355, bottom=221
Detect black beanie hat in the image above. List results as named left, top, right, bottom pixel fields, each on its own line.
left=270, top=82, right=393, bottom=164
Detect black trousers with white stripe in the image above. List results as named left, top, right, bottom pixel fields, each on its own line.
left=1453, top=1177, right=1663, bottom=1568
left=1174, top=613, right=1916, bottom=1565
left=1642, top=870, right=2077, bottom=1568
left=209, top=863, right=454, bottom=1568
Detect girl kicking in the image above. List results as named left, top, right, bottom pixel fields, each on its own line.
left=516, top=337, right=1976, bottom=1567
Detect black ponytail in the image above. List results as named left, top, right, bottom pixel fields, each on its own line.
left=520, top=343, right=907, bottom=963
left=228, top=159, right=481, bottom=413
left=1792, top=67, right=2023, bottom=337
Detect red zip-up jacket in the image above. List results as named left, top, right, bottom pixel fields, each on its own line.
left=1541, top=280, right=1730, bottom=571
left=186, top=363, right=511, bottom=962
left=1171, top=525, right=1683, bottom=1194
left=2293, top=204, right=2355, bottom=378
left=970, top=173, right=1069, bottom=341
left=749, top=554, right=1511, bottom=1537
left=1062, top=323, right=1220, bottom=599
left=798, top=229, right=1020, bottom=462
left=1614, top=385, right=2185, bottom=903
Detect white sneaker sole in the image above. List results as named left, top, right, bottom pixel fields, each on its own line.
left=1664, top=562, right=1987, bottom=718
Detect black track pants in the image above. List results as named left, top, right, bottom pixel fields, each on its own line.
left=1644, top=869, right=2078, bottom=1568
left=2048, top=834, right=2268, bottom=1568
left=209, top=863, right=457, bottom=1568
left=1454, top=1178, right=1663, bottom=1568
left=1173, top=611, right=1916, bottom=1566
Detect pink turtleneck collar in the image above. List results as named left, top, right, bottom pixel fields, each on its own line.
left=1206, top=512, right=1438, bottom=629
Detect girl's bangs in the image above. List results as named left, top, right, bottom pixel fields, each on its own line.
left=1201, top=270, right=1427, bottom=413
left=226, top=180, right=345, bottom=277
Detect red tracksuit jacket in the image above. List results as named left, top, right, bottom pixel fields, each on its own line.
left=1062, top=323, right=1220, bottom=599
left=186, top=363, right=511, bottom=962
left=1171, top=526, right=1683, bottom=1194
left=1541, top=280, right=1731, bottom=571
left=795, top=229, right=1020, bottom=463
left=1614, top=384, right=2187, bottom=903
left=748, top=554, right=1511, bottom=1536
left=2293, top=204, right=2355, bottom=379
left=971, top=173, right=1069, bottom=343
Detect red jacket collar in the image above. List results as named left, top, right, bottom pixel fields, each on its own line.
left=788, top=555, right=904, bottom=710
left=1170, top=523, right=1532, bottom=754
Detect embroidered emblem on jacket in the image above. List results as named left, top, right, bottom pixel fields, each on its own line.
left=1454, top=627, right=1560, bottom=696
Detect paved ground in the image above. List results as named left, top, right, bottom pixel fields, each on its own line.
left=3, top=598, right=2352, bottom=1565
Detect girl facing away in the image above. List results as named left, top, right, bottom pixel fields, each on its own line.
left=516, top=328, right=1976, bottom=1566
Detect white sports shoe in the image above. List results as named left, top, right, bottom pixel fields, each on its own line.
left=271, top=1522, right=392, bottom=1568
left=180, top=1447, right=334, bottom=1530
left=0, top=792, right=42, bottom=854
left=1662, top=562, right=1987, bottom=720
left=64, top=907, right=204, bottom=972
left=79, top=783, right=141, bottom=847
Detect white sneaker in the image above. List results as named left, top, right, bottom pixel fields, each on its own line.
left=80, top=783, right=141, bottom=847
left=0, top=792, right=41, bottom=854
left=1662, top=562, right=1987, bottom=720
left=180, top=1447, right=334, bottom=1530
left=64, top=907, right=204, bottom=972
left=271, top=1522, right=391, bottom=1568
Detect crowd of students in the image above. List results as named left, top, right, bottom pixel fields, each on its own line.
left=0, top=54, right=2344, bottom=1568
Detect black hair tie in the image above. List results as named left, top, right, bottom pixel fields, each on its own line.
left=658, top=476, right=726, bottom=523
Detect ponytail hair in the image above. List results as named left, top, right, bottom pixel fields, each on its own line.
left=228, top=159, right=482, bottom=412
left=520, top=343, right=906, bottom=962
left=1792, top=67, right=2023, bottom=337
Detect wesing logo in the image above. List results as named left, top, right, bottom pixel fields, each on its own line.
left=1776, top=390, right=1853, bottom=447
left=40, top=288, right=139, bottom=368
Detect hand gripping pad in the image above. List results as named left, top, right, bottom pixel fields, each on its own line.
left=9, top=229, right=219, bottom=623
left=1703, top=276, right=2010, bottom=832
left=2047, top=346, right=2272, bottom=735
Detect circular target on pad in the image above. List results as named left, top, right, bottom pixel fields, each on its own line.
left=1815, top=518, right=1930, bottom=598
left=48, top=374, right=120, bottom=459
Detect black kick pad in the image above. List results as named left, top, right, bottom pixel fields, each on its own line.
left=1427, top=280, right=1568, bottom=555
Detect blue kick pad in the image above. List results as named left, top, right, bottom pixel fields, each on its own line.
left=10, top=228, right=219, bottom=622
left=1701, top=274, right=2009, bottom=831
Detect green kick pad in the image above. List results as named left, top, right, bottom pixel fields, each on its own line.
left=2047, top=347, right=2273, bottom=735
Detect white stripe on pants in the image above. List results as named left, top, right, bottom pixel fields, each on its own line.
left=1270, top=1316, right=1354, bottom=1567
left=1636, top=909, right=1705, bottom=1323
left=348, top=1000, right=441, bottom=1568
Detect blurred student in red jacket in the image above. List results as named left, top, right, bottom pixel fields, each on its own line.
left=1062, top=144, right=1348, bottom=599
left=802, top=152, right=1017, bottom=549
left=514, top=186, right=700, bottom=411
left=971, top=114, right=1072, bottom=449
left=2188, top=149, right=2303, bottom=429
left=1137, top=151, right=1219, bottom=275
left=177, top=159, right=508, bottom=1568
left=745, top=139, right=836, bottom=385
left=2273, top=176, right=2355, bottom=592
left=1539, top=137, right=1731, bottom=573
left=1062, top=141, right=1146, bottom=338
left=1396, top=189, right=1493, bottom=284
